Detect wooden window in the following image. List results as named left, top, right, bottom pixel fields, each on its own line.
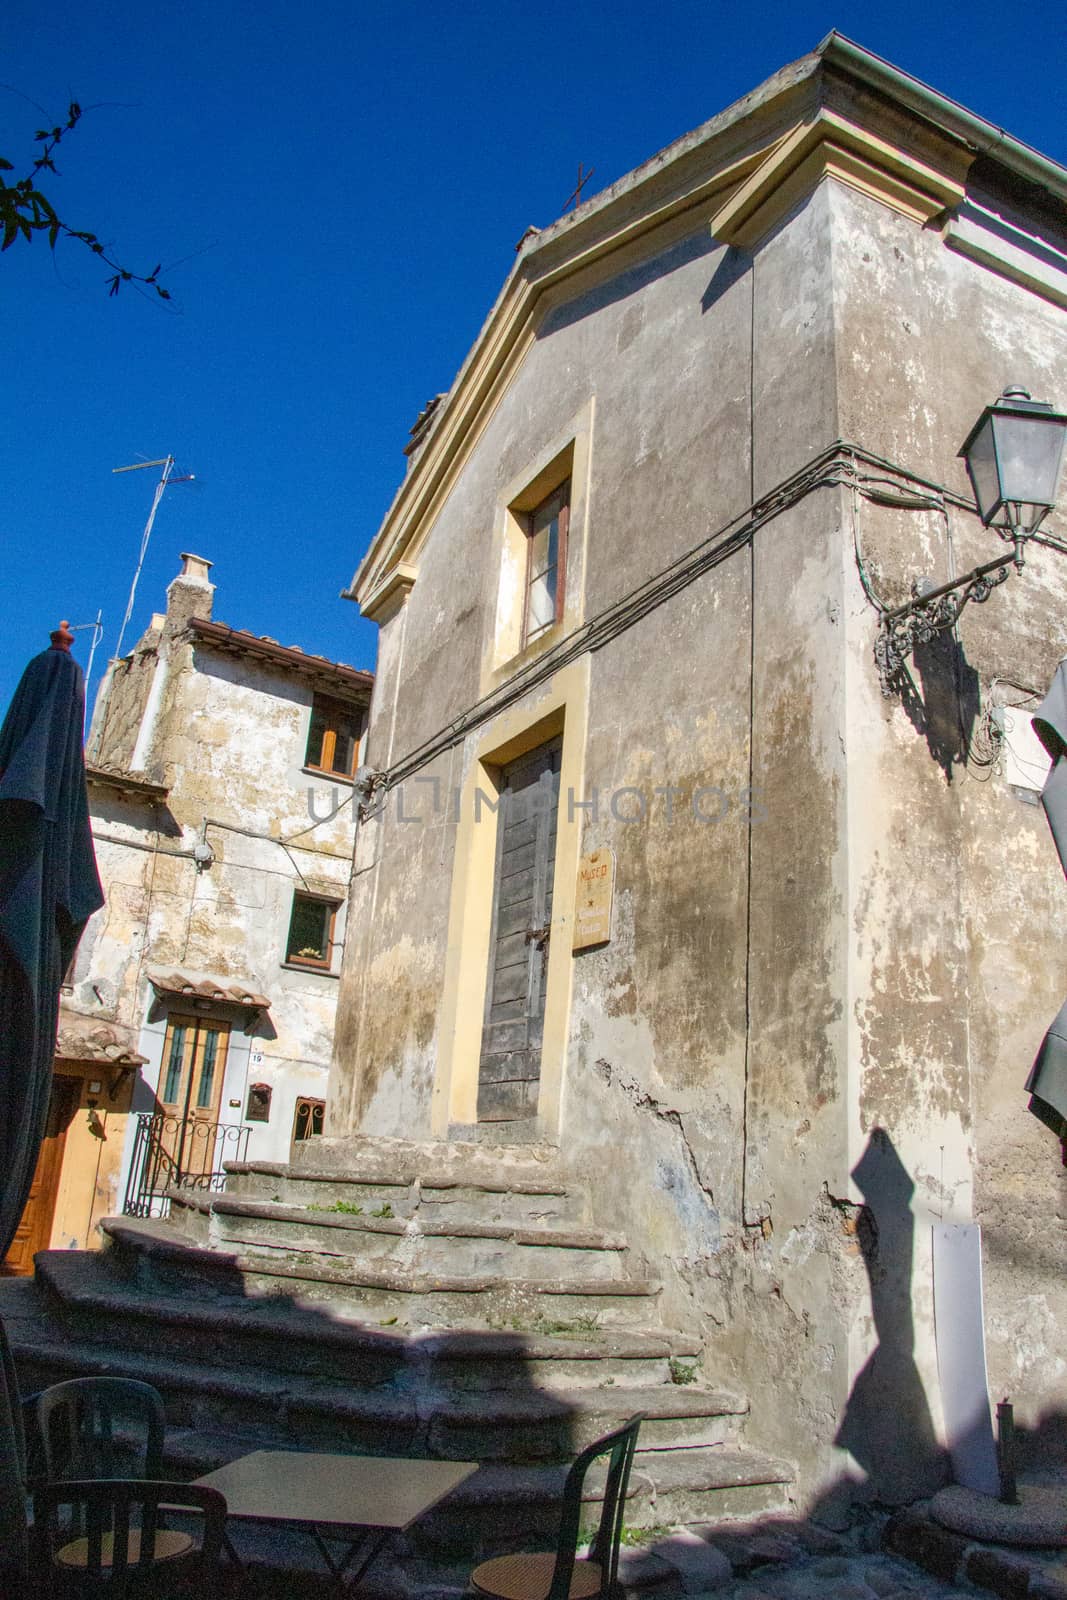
left=293, top=1098, right=325, bottom=1142
left=305, top=696, right=363, bottom=778
left=285, top=894, right=340, bottom=969
left=523, top=481, right=569, bottom=647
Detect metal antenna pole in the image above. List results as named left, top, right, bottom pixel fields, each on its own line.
left=83, top=609, right=104, bottom=707
left=112, top=456, right=173, bottom=660
left=111, top=455, right=196, bottom=661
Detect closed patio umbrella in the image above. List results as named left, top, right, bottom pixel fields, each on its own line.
left=0, top=623, right=103, bottom=1256
left=1026, top=659, right=1067, bottom=1149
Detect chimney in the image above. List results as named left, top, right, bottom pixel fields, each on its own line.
left=165, top=552, right=215, bottom=629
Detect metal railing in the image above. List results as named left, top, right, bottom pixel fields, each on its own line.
left=123, top=1113, right=249, bottom=1218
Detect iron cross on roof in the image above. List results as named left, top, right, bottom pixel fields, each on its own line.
left=563, top=162, right=595, bottom=211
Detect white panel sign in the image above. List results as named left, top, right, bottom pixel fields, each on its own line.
left=932, top=1222, right=999, bottom=1495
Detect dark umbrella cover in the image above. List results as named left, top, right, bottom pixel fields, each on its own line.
left=0, top=624, right=103, bottom=1257
left=1027, top=660, right=1067, bottom=1145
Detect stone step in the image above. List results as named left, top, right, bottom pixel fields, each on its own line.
left=408, top=1449, right=796, bottom=1556
left=10, top=1320, right=747, bottom=1466
left=183, top=1195, right=630, bottom=1283
left=0, top=1270, right=794, bottom=1551
left=31, top=1250, right=701, bottom=1391
left=99, top=1216, right=661, bottom=1329
left=224, top=1154, right=587, bottom=1230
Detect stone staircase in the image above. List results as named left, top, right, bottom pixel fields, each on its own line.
left=0, top=1134, right=794, bottom=1579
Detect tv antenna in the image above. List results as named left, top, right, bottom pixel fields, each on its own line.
left=112, top=455, right=196, bottom=660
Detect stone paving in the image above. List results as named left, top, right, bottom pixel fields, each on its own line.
left=190, top=1501, right=1067, bottom=1600
left=615, top=1514, right=982, bottom=1600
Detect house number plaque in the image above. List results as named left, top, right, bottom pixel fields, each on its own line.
left=573, top=848, right=615, bottom=951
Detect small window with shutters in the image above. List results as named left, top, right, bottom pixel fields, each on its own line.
left=305, top=696, right=363, bottom=779
left=522, top=481, right=569, bottom=647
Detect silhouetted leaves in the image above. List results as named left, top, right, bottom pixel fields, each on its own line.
left=0, top=99, right=171, bottom=301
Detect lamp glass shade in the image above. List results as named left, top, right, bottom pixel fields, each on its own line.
left=963, top=412, right=1001, bottom=524
left=961, top=394, right=1067, bottom=532
left=993, top=412, right=1067, bottom=525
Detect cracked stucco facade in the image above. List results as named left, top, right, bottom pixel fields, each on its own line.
left=330, top=52, right=1067, bottom=1511
left=47, top=556, right=369, bottom=1249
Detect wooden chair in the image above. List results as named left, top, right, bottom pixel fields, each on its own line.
left=33, top=1379, right=166, bottom=1486
left=32, top=1478, right=227, bottom=1598
left=470, top=1415, right=644, bottom=1600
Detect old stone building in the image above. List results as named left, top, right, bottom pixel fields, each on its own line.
left=3, top=553, right=372, bottom=1270
left=6, top=39, right=1067, bottom=1562
left=328, top=33, right=1067, bottom=1509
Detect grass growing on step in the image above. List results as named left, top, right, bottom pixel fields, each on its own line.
left=578, top=1523, right=675, bottom=1548
left=668, top=1357, right=697, bottom=1385
left=306, top=1199, right=364, bottom=1215
left=490, top=1311, right=602, bottom=1338
left=370, top=1203, right=394, bottom=1218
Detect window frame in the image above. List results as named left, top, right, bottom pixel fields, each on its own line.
left=292, top=1097, right=325, bottom=1142
left=521, top=479, right=570, bottom=651
left=284, top=892, right=341, bottom=971
left=304, top=695, right=364, bottom=780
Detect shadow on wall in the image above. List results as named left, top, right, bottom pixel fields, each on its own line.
left=898, top=634, right=981, bottom=784
left=836, top=1128, right=949, bottom=1505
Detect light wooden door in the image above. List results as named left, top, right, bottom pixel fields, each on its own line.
left=157, top=1014, right=229, bottom=1180
left=2, top=1075, right=81, bottom=1275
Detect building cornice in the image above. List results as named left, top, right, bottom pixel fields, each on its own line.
left=709, top=106, right=970, bottom=248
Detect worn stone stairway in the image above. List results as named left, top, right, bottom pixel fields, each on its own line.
left=0, top=1134, right=794, bottom=1580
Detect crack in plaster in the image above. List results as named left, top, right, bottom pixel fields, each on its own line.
left=594, top=1057, right=716, bottom=1206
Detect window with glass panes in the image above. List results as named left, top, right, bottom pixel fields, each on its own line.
left=305, top=696, right=363, bottom=777
left=523, top=481, right=569, bottom=645
left=286, top=894, right=340, bottom=968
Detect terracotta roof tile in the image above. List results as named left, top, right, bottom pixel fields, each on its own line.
left=149, top=970, right=271, bottom=1010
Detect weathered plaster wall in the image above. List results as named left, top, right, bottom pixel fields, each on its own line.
left=333, top=150, right=1067, bottom=1509
left=61, top=572, right=363, bottom=1230
left=331, top=185, right=873, bottom=1503
left=830, top=177, right=1067, bottom=1468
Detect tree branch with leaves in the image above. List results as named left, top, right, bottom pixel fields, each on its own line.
left=0, top=100, right=170, bottom=298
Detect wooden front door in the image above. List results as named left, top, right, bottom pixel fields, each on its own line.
left=157, top=1014, right=229, bottom=1180
left=479, top=738, right=562, bottom=1122
left=2, top=1075, right=81, bottom=1275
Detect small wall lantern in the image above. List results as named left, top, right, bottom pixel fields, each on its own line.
left=876, top=387, right=1067, bottom=695
left=960, top=387, right=1067, bottom=551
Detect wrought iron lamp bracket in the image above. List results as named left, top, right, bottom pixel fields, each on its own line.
left=875, top=549, right=1015, bottom=697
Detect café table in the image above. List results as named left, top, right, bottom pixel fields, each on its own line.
left=194, top=1448, right=478, bottom=1593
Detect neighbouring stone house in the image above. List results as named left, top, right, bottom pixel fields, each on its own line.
left=2, top=553, right=372, bottom=1271
left=328, top=33, right=1067, bottom=1511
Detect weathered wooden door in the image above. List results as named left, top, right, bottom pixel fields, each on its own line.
left=478, top=738, right=562, bottom=1122
left=157, top=1014, right=229, bottom=1180
left=2, top=1075, right=81, bottom=1275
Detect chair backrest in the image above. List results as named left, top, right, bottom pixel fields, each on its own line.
left=33, top=1478, right=227, bottom=1598
left=550, top=1414, right=643, bottom=1600
left=34, top=1379, right=166, bottom=1485
left=0, top=1316, right=29, bottom=1595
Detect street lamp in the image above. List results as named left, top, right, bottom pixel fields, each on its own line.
left=875, top=387, right=1067, bottom=696
left=960, top=387, right=1067, bottom=557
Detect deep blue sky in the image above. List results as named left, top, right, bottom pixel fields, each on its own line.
left=2, top=1, right=1065, bottom=714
